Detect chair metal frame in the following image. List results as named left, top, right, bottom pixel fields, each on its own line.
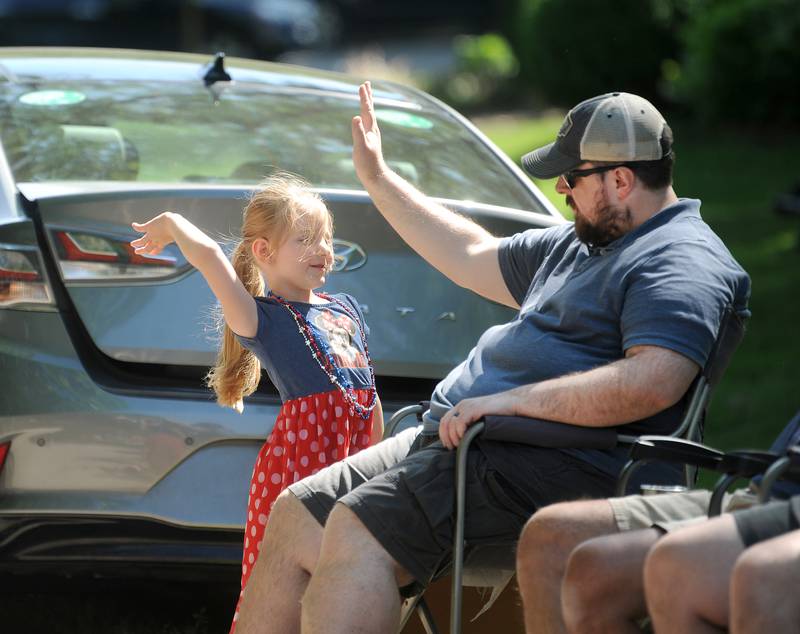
left=389, top=306, right=746, bottom=634
left=618, top=436, right=784, bottom=516
left=605, top=427, right=800, bottom=521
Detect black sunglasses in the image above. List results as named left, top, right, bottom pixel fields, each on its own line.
left=563, top=163, right=630, bottom=188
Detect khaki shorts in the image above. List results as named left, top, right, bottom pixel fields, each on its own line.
left=609, top=487, right=758, bottom=533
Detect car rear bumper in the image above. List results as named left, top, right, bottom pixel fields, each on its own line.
left=0, top=513, right=243, bottom=583
left=0, top=307, right=277, bottom=529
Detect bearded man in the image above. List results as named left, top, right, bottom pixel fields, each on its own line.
left=234, top=86, right=750, bottom=634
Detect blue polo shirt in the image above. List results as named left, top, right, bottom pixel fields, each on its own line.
left=431, top=198, right=750, bottom=482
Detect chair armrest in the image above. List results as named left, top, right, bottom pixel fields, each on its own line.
left=629, top=442, right=781, bottom=479
left=783, top=446, right=800, bottom=482
left=482, top=415, right=618, bottom=450
left=628, top=436, right=725, bottom=470
left=384, top=401, right=430, bottom=438
left=720, top=450, right=782, bottom=478
left=757, top=448, right=800, bottom=503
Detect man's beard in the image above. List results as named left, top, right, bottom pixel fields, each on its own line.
left=568, top=196, right=633, bottom=247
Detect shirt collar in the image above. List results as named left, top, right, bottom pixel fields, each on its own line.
left=585, top=198, right=701, bottom=255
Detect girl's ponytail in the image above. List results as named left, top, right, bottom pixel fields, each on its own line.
left=206, top=172, right=331, bottom=413
left=205, top=241, right=264, bottom=413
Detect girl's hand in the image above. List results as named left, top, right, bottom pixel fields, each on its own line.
left=131, top=212, right=177, bottom=256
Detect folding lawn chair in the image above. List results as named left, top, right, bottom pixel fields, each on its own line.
left=388, top=305, right=746, bottom=634
left=618, top=409, right=800, bottom=515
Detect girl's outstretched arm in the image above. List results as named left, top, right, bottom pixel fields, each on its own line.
left=131, top=212, right=258, bottom=337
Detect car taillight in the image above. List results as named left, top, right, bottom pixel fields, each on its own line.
left=53, top=230, right=181, bottom=281
left=0, top=244, right=55, bottom=309
left=0, top=442, right=9, bottom=474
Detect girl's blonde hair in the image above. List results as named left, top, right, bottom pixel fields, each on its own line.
left=205, top=173, right=333, bottom=413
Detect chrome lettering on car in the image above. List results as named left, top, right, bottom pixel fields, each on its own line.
left=332, top=239, right=367, bottom=272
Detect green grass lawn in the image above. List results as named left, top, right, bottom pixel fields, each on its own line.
left=475, top=112, right=800, bottom=455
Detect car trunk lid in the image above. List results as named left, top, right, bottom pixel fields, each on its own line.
left=20, top=182, right=563, bottom=383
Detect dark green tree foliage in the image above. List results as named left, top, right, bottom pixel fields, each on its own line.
left=512, top=0, right=678, bottom=106
left=674, top=0, right=800, bottom=125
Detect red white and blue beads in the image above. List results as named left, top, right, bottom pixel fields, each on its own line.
left=268, top=291, right=378, bottom=420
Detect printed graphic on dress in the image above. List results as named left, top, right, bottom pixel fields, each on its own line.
left=313, top=310, right=368, bottom=369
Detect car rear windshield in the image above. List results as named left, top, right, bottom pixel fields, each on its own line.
left=0, top=79, right=540, bottom=210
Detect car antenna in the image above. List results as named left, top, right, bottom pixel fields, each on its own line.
left=202, top=52, right=232, bottom=103
left=203, top=52, right=232, bottom=86
left=203, top=51, right=231, bottom=86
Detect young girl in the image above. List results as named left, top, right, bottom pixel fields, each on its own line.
left=130, top=174, right=383, bottom=631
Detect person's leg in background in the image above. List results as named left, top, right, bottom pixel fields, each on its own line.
left=516, top=499, right=619, bottom=634
left=517, top=489, right=711, bottom=634
left=646, top=498, right=799, bottom=633
left=561, top=527, right=662, bottom=634
left=730, top=529, right=800, bottom=633
left=644, top=513, right=743, bottom=633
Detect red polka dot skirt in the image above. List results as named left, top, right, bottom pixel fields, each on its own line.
left=229, top=388, right=376, bottom=632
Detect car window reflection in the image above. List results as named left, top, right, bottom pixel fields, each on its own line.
left=1, top=81, right=537, bottom=210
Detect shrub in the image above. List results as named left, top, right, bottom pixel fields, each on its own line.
left=426, top=33, right=522, bottom=112
left=671, top=0, right=800, bottom=125
left=510, top=0, right=679, bottom=107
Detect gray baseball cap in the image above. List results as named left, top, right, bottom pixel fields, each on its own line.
left=522, top=92, right=673, bottom=179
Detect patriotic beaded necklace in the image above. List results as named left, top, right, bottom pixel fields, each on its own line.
left=268, top=291, right=377, bottom=420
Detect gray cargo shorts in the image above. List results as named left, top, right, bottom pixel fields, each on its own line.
left=289, top=424, right=616, bottom=589
left=288, top=425, right=530, bottom=589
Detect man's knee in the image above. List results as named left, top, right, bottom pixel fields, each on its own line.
left=268, top=489, right=316, bottom=535
left=264, top=489, right=323, bottom=572
left=730, top=541, right=783, bottom=610
left=517, top=506, right=564, bottom=575
left=320, top=504, right=373, bottom=552
left=562, top=538, right=615, bottom=599
left=320, top=504, right=414, bottom=587
left=563, top=528, right=658, bottom=631
left=561, top=536, right=625, bottom=631
left=643, top=532, right=689, bottom=598
left=517, top=499, right=617, bottom=577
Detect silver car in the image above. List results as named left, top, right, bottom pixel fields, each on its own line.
left=0, top=47, right=564, bottom=582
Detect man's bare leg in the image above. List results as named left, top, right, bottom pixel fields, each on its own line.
left=561, top=528, right=660, bottom=633
left=730, top=529, right=800, bottom=634
left=235, top=490, right=324, bottom=634
left=644, top=514, right=743, bottom=633
left=516, top=499, right=619, bottom=634
left=301, top=504, right=414, bottom=634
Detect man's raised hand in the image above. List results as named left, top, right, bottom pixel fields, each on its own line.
left=352, top=81, right=386, bottom=186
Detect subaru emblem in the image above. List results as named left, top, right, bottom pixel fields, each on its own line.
left=332, top=239, right=367, bottom=272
